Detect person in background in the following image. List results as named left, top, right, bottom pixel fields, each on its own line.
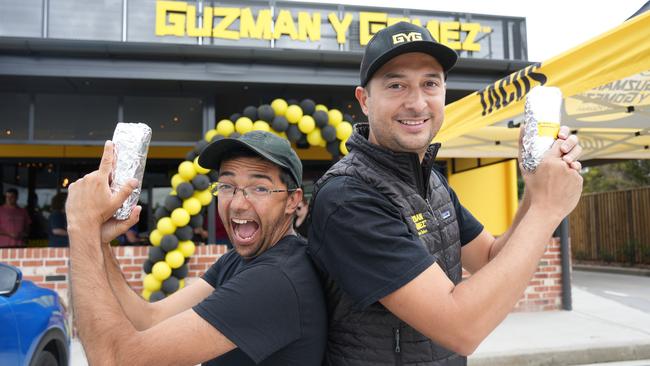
left=0, top=188, right=31, bottom=248
left=48, top=192, right=69, bottom=247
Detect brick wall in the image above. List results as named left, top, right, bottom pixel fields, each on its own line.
left=1, top=238, right=566, bottom=312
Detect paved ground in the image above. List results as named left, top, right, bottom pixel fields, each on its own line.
left=573, top=270, right=650, bottom=313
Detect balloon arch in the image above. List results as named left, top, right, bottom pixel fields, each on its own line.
left=140, top=98, right=354, bottom=301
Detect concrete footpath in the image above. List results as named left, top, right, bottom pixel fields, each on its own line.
left=71, top=285, right=650, bottom=366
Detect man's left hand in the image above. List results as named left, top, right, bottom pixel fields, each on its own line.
left=557, top=126, right=582, bottom=171
left=66, top=140, right=139, bottom=236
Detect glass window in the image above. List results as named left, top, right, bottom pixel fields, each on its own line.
left=124, top=96, right=203, bottom=142
left=0, top=93, right=30, bottom=141
left=34, top=94, right=119, bottom=141
left=0, top=0, right=43, bottom=37
left=49, top=0, right=122, bottom=41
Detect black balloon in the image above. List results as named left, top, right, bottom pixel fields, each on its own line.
left=148, top=246, right=165, bottom=263
left=257, top=104, right=275, bottom=122
left=192, top=174, right=211, bottom=191
left=185, top=150, right=197, bottom=162
left=143, top=259, right=154, bottom=274
left=154, top=207, right=170, bottom=221
left=175, top=225, right=193, bottom=241
left=194, top=140, right=208, bottom=155
left=164, top=195, right=182, bottom=212
left=343, top=113, right=353, bottom=123
left=287, top=98, right=298, bottom=105
left=161, top=234, right=179, bottom=252
left=286, top=125, right=302, bottom=142
left=190, top=214, right=204, bottom=228
left=321, top=125, right=337, bottom=142
left=149, top=290, right=166, bottom=302
left=176, top=182, right=195, bottom=200
left=229, top=113, right=241, bottom=122
left=296, top=135, right=309, bottom=149
left=208, top=170, right=220, bottom=182
left=172, top=263, right=189, bottom=278
left=327, top=140, right=341, bottom=158
left=162, top=276, right=180, bottom=294
left=243, top=105, right=258, bottom=120
left=299, top=99, right=316, bottom=115
left=271, top=116, right=289, bottom=132
left=313, top=110, right=329, bottom=127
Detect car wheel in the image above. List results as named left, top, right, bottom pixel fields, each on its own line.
left=33, top=350, right=58, bottom=366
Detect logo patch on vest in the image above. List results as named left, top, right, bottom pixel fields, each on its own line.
left=392, top=32, right=423, bottom=44
left=441, top=209, right=451, bottom=220
left=410, top=213, right=428, bottom=236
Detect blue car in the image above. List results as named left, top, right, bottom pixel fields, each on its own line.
left=0, top=262, right=70, bottom=366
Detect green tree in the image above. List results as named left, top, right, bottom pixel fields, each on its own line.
left=582, top=160, right=650, bottom=193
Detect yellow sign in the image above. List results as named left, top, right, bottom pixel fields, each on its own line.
left=155, top=1, right=491, bottom=51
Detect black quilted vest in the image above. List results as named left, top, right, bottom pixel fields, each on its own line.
left=310, top=124, right=465, bottom=366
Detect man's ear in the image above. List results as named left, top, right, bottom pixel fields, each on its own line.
left=285, top=188, right=304, bottom=215
left=355, top=86, right=369, bottom=116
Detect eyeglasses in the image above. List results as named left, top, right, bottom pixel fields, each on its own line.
left=211, top=182, right=296, bottom=201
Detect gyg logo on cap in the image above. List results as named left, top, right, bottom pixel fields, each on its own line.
left=391, top=32, right=423, bottom=44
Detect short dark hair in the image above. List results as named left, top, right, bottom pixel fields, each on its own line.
left=219, top=147, right=298, bottom=190
left=5, top=188, right=18, bottom=196
left=51, top=192, right=67, bottom=211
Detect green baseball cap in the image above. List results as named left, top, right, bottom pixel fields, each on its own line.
left=198, top=131, right=303, bottom=186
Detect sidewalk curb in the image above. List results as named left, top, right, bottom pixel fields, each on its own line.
left=469, top=343, right=650, bottom=366
left=573, top=264, right=650, bottom=277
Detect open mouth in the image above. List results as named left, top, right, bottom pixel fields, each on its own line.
left=231, top=218, right=260, bottom=243
left=397, top=118, right=429, bottom=126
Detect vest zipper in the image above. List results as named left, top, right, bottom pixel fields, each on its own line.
left=394, top=327, right=403, bottom=366
left=394, top=328, right=401, bottom=353
left=411, top=155, right=426, bottom=198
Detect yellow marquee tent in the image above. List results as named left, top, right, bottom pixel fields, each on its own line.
left=437, top=10, right=650, bottom=160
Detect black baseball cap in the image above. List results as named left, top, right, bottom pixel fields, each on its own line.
left=360, top=21, right=458, bottom=86
left=198, top=131, right=303, bottom=186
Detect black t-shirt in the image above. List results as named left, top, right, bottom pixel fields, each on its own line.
left=193, top=235, right=327, bottom=366
left=308, top=172, right=483, bottom=310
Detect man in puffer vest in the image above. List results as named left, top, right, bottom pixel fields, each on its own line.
left=308, top=21, right=583, bottom=366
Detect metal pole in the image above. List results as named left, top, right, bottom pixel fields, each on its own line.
left=560, top=216, right=572, bottom=310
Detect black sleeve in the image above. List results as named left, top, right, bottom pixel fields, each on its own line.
left=201, top=254, right=226, bottom=287
left=308, top=176, right=436, bottom=310
left=433, top=170, right=484, bottom=246
left=193, top=265, right=301, bottom=363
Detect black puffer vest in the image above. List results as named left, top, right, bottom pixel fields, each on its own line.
left=310, top=124, right=465, bottom=366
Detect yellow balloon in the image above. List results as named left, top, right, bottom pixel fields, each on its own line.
left=157, top=217, right=176, bottom=235
left=271, top=98, right=288, bottom=116
left=170, top=189, right=177, bottom=196
left=178, top=240, right=196, bottom=257
left=170, top=174, right=186, bottom=190
left=171, top=208, right=191, bottom=227
left=285, top=105, right=303, bottom=124
left=340, top=140, right=349, bottom=155
left=152, top=261, right=172, bottom=281
left=235, top=117, right=254, bottom=134
left=204, top=129, right=219, bottom=142
left=336, top=121, right=353, bottom=141
left=142, top=289, right=151, bottom=301
left=279, top=132, right=288, bottom=139
left=193, top=189, right=213, bottom=206
left=149, top=229, right=163, bottom=246
left=216, top=119, right=235, bottom=136
left=183, top=197, right=202, bottom=215
left=307, top=129, right=324, bottom=146
left=143, top=273, right=161, bottom=292
left=320, top=139, right=327, bottom=147
left=252, top=120, right=271, bottom=132
left=178, top=161, right=197, bottom=181
left=315, top=104, right=328, bottom=112
left=193, top=157, right=210, bottom=175
left=179, top=279, right=185, bottom=289
left=165, top=250, right=185, bottom=269
left=298, top=115, right=315, bottom=134
left=328, top=109, right=343, bottom=126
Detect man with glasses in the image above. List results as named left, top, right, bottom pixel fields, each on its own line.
left=65, top=131, right=326, bottom=365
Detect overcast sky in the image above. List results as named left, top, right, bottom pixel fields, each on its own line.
left=287, top=0, right=647, bottom=61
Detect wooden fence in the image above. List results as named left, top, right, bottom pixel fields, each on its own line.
left=570, top=186, right=650, bottom=264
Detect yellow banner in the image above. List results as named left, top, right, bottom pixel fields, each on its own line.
left=437, top=10, right=650, bottom=142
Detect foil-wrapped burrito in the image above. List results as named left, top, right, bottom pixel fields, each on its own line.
left=110, top=122, right=152, bottom=220
left=521, top=86, right=563, bottom=172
